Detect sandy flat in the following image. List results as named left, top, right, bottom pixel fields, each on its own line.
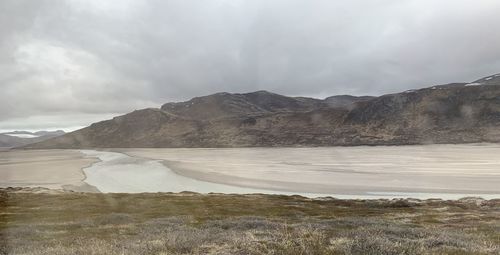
left=118, top=144, right=500, bottom=197
left=0, top=149, right=99, bottom=192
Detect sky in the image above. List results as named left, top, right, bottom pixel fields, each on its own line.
left=1, top=0, right=500, bottom=132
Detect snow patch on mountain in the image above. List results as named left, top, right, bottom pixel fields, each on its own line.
left=465, top=82, right=483, bottom=86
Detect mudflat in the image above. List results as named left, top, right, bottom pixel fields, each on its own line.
left=119, top=144, right=500, bottom=198
left=0, top=149, right=99, bottom=192
left=2, top=145, right=500, bottom=198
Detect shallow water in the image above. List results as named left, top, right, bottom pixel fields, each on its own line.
left=81, top=148, right=500, bottom=199
left=81, top=150, right=329, bottom=197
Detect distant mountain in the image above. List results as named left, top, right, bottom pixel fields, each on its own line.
left=25, top=73, right=500, bottom=148
left=33, top=130, right=65, bottom=137
left=0, top=130, right=65, bottom=148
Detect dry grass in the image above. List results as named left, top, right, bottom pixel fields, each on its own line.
left=0, top=190, right=499, bottom=254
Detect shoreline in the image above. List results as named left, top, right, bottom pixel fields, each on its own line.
left=2, top=187, right=499, bottom=203
left=61, top=150, right=101, bottom=193
left=73, top=150, right=102, bottom=192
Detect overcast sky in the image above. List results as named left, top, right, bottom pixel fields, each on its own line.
left=1, top=0, right=500, bottom=132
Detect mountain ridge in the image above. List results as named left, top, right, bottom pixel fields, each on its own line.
left=24, top=73, right=500, bottom=148
left=1, top=130, right=65, bottom=148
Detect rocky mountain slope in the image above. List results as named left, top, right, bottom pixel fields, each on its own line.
left=1, top=130, right=65, bottom=148
left=160, top=91, right=328, bottom=120
left=25, top=74, right=500, bottom=148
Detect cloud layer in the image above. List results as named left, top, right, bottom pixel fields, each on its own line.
left=1, top=0, right=500, bottom=131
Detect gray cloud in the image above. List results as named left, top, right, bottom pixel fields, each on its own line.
left=1, top=0, right=500, bottom=131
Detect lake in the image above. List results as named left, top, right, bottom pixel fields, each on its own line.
left=2, top=144, right=500, bottom=199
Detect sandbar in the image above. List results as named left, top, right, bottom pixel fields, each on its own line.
left=0, top=149, right=99, bottom=192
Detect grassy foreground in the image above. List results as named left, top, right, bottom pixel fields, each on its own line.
left=0, top=188, right=499, bottom=255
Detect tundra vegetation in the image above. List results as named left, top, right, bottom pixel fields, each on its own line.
left=0, top=188, right=499, bottom=255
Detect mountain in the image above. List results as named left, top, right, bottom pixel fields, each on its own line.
left=324, top=95, right=375, bottom=110
left=25, top=73, right=500, bottom=148
left=160, top=91, right=327, bottom=120
left=0, top=130, right=65, bottom=148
